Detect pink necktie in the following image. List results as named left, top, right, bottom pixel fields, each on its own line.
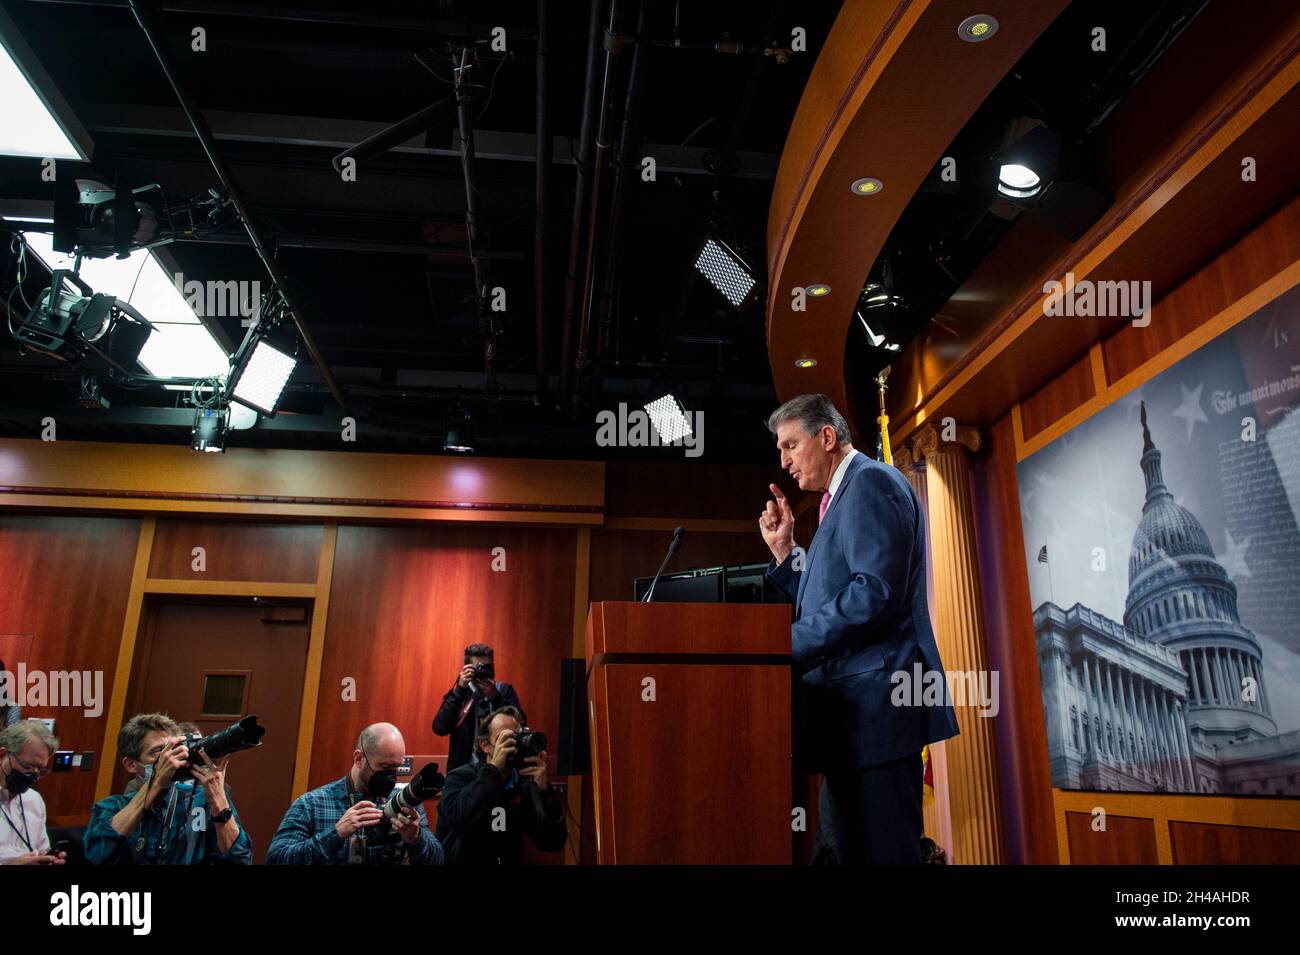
left=818, top=490, right=831, bottom=524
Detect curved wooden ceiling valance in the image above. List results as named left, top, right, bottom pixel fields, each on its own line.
left=765, top=0, right=1068, bottom=427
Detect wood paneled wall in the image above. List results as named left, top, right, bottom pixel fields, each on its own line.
left=0, top=449, right=797, bottom=860
left=149, top=519, right=324, bottom=582
left=308, top=523, right=578, bottom=788
left=0, top=515, right=141, bottom=819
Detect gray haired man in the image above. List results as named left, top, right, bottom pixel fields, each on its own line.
left=0, top=720, right=65, bottom=865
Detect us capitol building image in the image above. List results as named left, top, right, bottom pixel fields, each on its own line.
left=1034, top=404, right=1300, bottom=796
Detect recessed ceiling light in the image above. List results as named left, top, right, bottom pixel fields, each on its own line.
left=850, top=177, right=883, bottom=196
left=958, top=15, right=999, bottom=42
left=795, top=358, right=817, bottom=369
left=805, top=284, right=831, bottom=297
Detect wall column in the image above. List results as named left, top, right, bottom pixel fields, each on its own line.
left=896, top=453, right=953, bottom=857
left=909, top=423, right=1004, bottom=864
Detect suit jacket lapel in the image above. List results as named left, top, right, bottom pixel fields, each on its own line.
left=796, top=454, right=867, bottom=615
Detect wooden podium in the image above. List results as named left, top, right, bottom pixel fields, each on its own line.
left=585, top=600, right=793, bottom=864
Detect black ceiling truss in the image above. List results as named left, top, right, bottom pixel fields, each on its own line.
left=1, top=0, right=829, bottom=460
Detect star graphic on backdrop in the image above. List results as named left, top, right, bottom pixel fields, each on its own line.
left=1171, top=382, right=1209, bottom=441
left=1218, top=528, right=1252, bottom=581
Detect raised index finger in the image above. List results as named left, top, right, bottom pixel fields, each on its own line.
left=768, top=483, right=787, bottom=503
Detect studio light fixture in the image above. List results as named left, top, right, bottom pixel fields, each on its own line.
left=443, top=410, right=475, bottom=453
left=190, top=405, right=227, bottom=453
left=693, top=233, right=761, bottom=309
left=995, top=125, right=1060, bottom=201
left=643, top=392, right=693, bottom=444
left=226, top=331, right=298, bottom=417
left=12, top=266, right=156, bottom=370
left=52, top=179, right=162, bottom=259
left=997, top=163, right=1042, bottom=198
left=20, top=230, right=229, bottom=383
left=188, top=377, right=228, bottom=452
left=958, top=14, right=999, bottom=43
left=855, top=311, right=902, bottom=352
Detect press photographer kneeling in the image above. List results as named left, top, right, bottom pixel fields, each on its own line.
left=435, top=706, right=567, bottom=865
left=86, top=713, right=257, bottom=865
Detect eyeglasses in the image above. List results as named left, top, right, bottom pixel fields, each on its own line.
left=7, top=754, right=50, bottom=778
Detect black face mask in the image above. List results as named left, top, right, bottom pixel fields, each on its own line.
left=4, top=762, right=37, bottom=796
left=364, top=758, right=397, bottom=800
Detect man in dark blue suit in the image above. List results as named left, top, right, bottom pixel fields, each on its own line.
left=760, top=394, right=958, bottom=864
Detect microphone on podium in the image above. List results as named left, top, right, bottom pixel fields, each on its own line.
left=641, top=526, right=684, bottom=603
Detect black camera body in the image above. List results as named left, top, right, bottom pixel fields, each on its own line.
left=468, top=661, right=496, bottom=698
left=173, top=715, right=266, bottom=781
left=506, top=727, right=548, bottom=771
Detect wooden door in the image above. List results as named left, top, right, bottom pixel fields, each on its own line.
left=128, top=598, right=309, bottom=863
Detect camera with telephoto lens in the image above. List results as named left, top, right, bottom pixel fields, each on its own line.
left=362, top=762, right=446, bottom=846
left=173, top=715, right=266, bottom=781
left=505, top=727, right=548, bottom=771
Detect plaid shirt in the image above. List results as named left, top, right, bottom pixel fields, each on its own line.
left=86, top=783, right=252, bottom=865
left=266, top=776, right=444, bottom=865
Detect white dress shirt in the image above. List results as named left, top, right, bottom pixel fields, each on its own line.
left=825, top=447, right=861, bottom=505
left=0, top=785, right=50, bottom=861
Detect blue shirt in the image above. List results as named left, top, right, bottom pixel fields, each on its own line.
left=86, top=782, right=252, bottom=865
left=266, top=776, right=444, bottom=865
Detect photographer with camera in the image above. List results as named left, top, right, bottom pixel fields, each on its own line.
left=0, top=720, right=65, bottom=865
left=85, top=713, right=252, bottom=865
left=266, top=722, right=444, bottom=865
left=435, top=706, right=566, bottom=865
left=432, top=643, right=526, bottom=772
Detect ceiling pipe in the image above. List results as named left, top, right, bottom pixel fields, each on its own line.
left=593, top=0, right=649, bottom=401
left=452, top=45, right=496, bottom=391
left=558, top=0, right=604, bottom=401
left=173, top=232, right=526, bottom=259
left=21, top=0, right=535, bottom=39
left=572, top=0, right=626, bottom=411
left=331, top=98, right=457, bottom=174
left=125, top=0, right=350, bottom=415
left=533, top=0, right=551, bottom=405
